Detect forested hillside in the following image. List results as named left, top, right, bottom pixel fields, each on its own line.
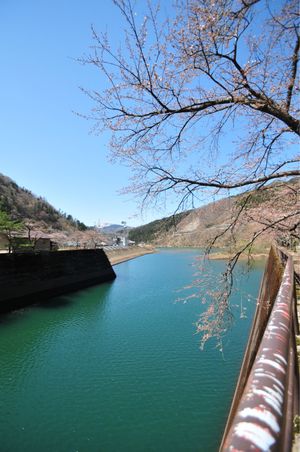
left=128, top=211, right=190, bottom=243
left=0, top=173, right=87, bottom=232
left=128, top=179, right=299, bottom=252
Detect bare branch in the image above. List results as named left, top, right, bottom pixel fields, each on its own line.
left=286, top=29, right=300, bottom=111
left=81, top=0, right=300, bottom=347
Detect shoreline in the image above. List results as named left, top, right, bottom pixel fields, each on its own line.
left=155, top=245, right=269, bottom=260
left=0, top=246, right=268, bottom=263
left=208, top=252, right=268, bottom=260
left=105, top=246, right=155, bottom=265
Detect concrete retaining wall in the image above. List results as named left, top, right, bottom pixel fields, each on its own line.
left=0, top=249, right=116, bottom=314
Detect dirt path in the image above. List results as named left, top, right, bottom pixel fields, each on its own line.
left=105, top=246, right=155, bottom=265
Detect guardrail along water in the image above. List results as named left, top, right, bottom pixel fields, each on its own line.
left=0, top=249, right=264, bottom=451
left=220, top=246, right=300, bottom=451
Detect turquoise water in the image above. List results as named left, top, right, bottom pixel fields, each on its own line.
left=0, top=249, right=263, bottom=451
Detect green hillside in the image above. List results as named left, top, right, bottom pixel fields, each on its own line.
left=128, top=211, right=190, bottom=243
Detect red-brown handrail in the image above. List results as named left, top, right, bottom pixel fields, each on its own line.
left=220, top=252, right=299, bottom=451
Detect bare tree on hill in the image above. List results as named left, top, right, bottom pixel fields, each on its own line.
left=81, top=0, right=300, bottom=347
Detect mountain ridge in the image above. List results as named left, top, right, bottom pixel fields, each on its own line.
left=128, top=178, right=299, bottom=252
left=1, top=172, right=298, bottom=252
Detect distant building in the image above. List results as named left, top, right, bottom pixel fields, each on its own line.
left=12, top=234, right=58, bottom=253
left=35, top=237, right=56, bottom=251
left=121, top=237, right=128, bottom=247
left=0, top=233, right=9, bottom=250
left=114, top=236, right=131, bottom=247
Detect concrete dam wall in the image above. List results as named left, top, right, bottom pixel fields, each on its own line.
left=0, top=249, right=116, bottom=314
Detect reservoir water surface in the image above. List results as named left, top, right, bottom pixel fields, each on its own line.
left=0, top=249, right=263, bottom=451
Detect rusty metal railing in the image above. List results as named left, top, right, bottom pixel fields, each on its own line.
left=220, top=248, right=299, bottom=451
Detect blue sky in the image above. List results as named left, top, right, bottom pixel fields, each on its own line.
left=1, top=0, right=164, bottom=227
left=2, top=1, right=295, bottom=228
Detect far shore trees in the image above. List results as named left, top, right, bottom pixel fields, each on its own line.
left=82, top=0, right=299, bottom=347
